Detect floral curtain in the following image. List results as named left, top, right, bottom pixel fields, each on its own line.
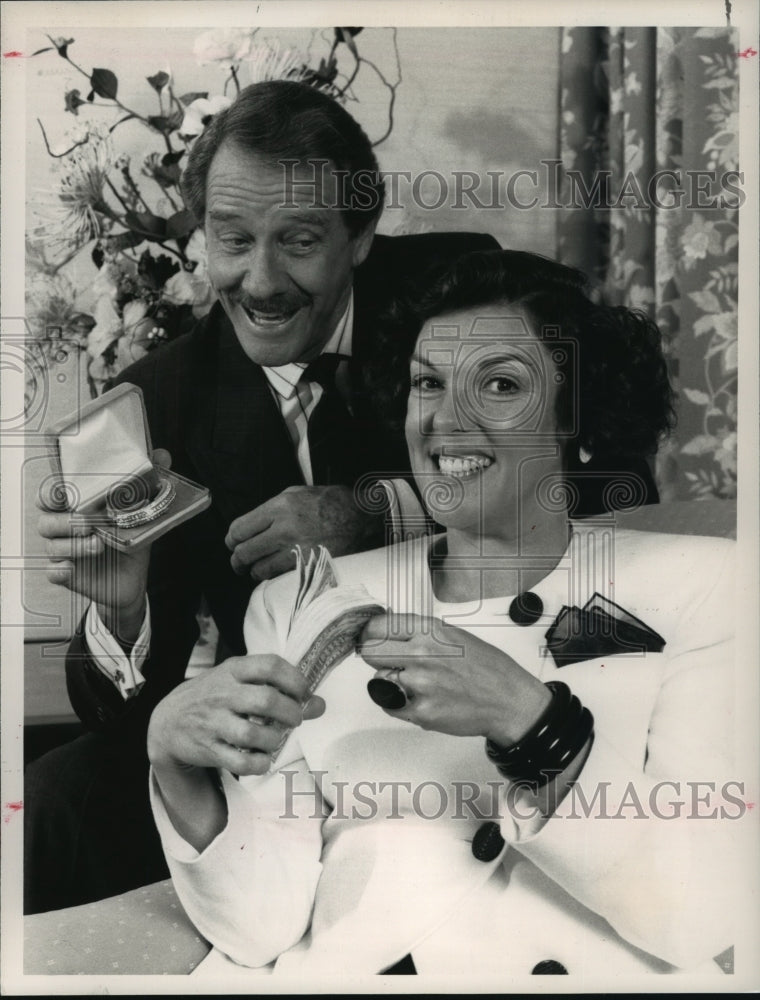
left=558, top=27, right=739, bottom=501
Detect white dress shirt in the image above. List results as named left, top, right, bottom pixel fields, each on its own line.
left=84, top=294, right=355, bottom=698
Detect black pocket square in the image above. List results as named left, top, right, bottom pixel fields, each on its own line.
left=544, top=593, right=665, bottom=667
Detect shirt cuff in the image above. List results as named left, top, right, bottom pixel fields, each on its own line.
left=83, top=600, right=151, bottom=700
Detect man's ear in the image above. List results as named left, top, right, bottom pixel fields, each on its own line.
left=350, top=218, right=378, bottom=268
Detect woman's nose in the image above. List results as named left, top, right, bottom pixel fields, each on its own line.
left=430, top=387, right=465, bottom=433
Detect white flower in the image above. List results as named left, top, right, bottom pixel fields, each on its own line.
left=163, top=230, right=214, bottom=315
left=89, top=262, right=122, bottom=302
left=193, top=28, right=258, bottom=67
left=46, top=132, right=113, bottom=248
left=122, top=299, right=149, bottom=333
left=180, top=96, right=233, bottom=138
left=87, top=295, right=122, bottom=357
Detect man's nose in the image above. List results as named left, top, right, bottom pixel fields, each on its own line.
left=240, top=246, right=286, bottom=300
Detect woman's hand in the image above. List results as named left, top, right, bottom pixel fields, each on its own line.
left=358, top=612, right=551, bottom=745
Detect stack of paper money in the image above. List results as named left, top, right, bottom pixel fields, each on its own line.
left=271, top=545, right=384, bottom=761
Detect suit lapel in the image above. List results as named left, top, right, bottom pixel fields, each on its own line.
left=185, top=305, right=303, bottom=526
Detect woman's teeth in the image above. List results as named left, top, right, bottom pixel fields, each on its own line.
left=436, top=455, right=493, bottom=478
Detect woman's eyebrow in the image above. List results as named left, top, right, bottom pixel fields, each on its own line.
left=412, top=348, right=541, bottom=372
left=477, top=352, right=540, bottom=370
left=410, top=350, right=439, bottom=370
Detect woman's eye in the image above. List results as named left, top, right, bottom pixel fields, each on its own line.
left=483, top=376, right=519, bottom=394
left=410, top=373, right=442, bottom=391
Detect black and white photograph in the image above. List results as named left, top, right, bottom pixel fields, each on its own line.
left=1, top=0, right=758, bottom=993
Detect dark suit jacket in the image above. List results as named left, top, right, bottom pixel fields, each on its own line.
left=65, top=231, right=499, bottom=735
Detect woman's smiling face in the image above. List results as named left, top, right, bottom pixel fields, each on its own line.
left=405, top=302, right=566, bottom=538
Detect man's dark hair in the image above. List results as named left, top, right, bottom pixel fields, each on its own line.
left=370, top=249, right=675, bottom=462
left=182, top=80, right=385, bottom=236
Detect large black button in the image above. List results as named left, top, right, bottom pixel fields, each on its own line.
left=367, top=678, right=407, bottom=710
left=508, top=591, right=543, bottom=626
left=532, top=959, right=568, bottom=974
left=471, top=821, right=505, bottom=862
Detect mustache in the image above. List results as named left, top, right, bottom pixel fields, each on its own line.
left=232, top=295, right=309, bottom=314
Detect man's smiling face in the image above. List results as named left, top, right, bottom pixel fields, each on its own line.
left=204, top=141, right=375, bottom=367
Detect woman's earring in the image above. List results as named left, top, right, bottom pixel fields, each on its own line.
left=579, top=445, right=592, bottom=465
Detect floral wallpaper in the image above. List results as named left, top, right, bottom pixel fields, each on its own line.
left=558, top=27, right=739, bottom=501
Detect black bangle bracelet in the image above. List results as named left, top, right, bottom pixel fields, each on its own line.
left=485, top=681, right=594, bottom=789
left=485, top=682, right=572, bottom=765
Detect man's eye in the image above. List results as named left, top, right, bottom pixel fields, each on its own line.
left=285, top=236, right=318, bottom=251
left=410, top=373, right=443, bottom=391
left=218, top=235, right=248, bottom=250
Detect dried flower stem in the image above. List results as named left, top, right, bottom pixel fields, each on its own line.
left=362, top=29, right=402, bottom=147
left=37, top=119, right=90, bottom=158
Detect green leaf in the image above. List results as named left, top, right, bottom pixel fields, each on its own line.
left=178, top=91, right=208, bottom=106
left=682, top=388, right=711, bottom=406
left=161, top=151, right=185, bottom=166
left=165, top=209, right=195, bottom=240
left=681, top=433, right=719, bottom=456
left=47, top=35, right=75, bottom=58
left=147, top=71, right=170, bottom=92
left=125, top=210, right=167, bottom=239
left=105, top=230, right=146, bottom=252
left=693, top=314, right=717, bottom=337
left=688, top=289, right=721, bottom=314
left=90, top=67, right=118, bottom=100
left=702, top=78, right=735, bottom=89
left=148, top=111, right=183, bottom=135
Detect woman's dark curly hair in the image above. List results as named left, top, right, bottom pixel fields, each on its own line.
left=368, top=249, right=675, bottom=463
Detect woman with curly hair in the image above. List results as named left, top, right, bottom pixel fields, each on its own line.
left=26, top=250, right=738, bottom=979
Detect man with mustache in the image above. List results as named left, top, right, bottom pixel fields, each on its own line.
left=26, top=80, right=499, bottom=912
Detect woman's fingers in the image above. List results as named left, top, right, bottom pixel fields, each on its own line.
left=303, top=695, right=326, bottom=720
left=360, top=611, right=424, bottom=642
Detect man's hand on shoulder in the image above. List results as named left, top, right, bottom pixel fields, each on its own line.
left=225, top=484, right=384, bottom=582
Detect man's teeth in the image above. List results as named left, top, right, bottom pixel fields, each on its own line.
left=436, top=455, right=493, bottom=477
left=243, top=306, right=296, bottom=324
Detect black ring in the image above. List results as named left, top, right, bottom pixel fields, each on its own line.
left=367, top=677, right=408, bottom=710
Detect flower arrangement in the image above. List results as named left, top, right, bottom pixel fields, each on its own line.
left=28, top=27, right=401, bottom=396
